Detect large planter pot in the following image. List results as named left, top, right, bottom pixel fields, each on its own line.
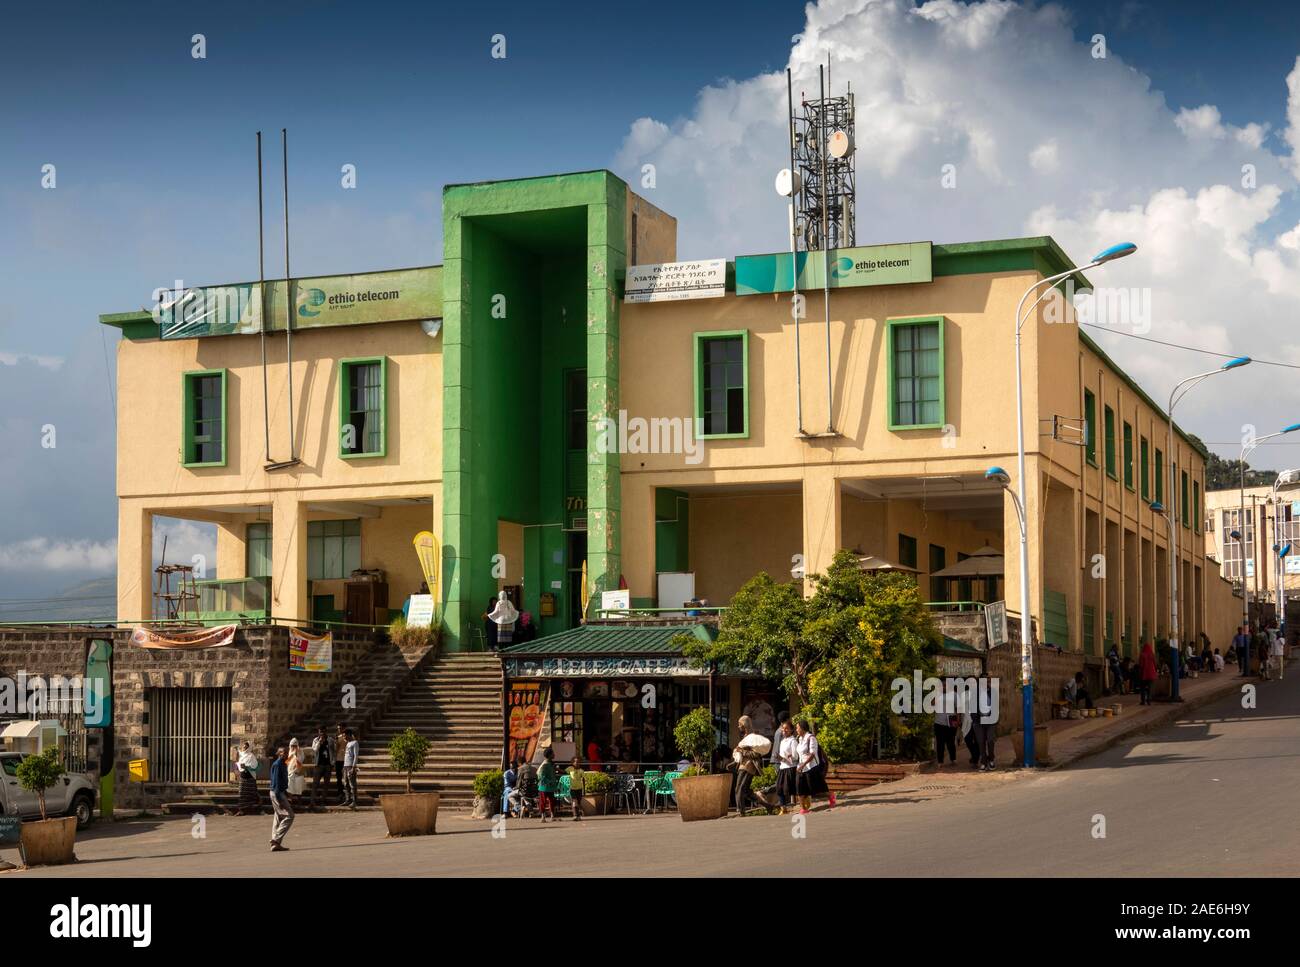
left=380, top=792, right=440, bottom=836
left=20, top=817, right=77, bottom=866
left=579, top=794, right=609, bottom=817
left=1010, top=725, right=1051, bottom=766
left=672, top=773, right=732, bottom=822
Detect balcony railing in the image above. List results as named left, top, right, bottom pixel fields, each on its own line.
left=188, top=577, right=270, bottom=624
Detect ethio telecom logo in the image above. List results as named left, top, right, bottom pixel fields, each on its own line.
left=831, top=256, right=855, bottom=279
left=298, top=287, right=326, bottom=317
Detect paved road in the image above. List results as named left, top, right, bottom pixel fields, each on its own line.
left=12, top=671, right=1300, bottom=877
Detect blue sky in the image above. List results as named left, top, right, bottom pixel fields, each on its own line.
left=3, top=0, right=1300, bottom=605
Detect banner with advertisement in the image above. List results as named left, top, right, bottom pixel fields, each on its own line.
left=130, top=624, right=236, bottom=650
left=506, top=680, right=550, bottom=766
left=288, top=627, right=333, bottom=673
left=735, top=241, right=933, bottom=295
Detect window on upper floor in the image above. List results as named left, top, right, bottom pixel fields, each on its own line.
left=246, top=523, right=272, bottom=578
left=339, top=358, right=387, bottom=458
left=1083, top=390, right=1097, bottom=465
left=1104, top=406, right=1116, bottom=478
left=694, top=331, right=749, bottom=438
left=887, top=317, right=945, bottom=430
left=182, top=369, right=227, bottom=467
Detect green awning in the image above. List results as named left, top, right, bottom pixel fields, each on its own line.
left=501, top=622, right=715, bottom=656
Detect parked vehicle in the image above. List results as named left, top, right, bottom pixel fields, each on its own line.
left=0, top=752, right=96, bottom=829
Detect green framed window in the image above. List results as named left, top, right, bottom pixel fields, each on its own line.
left=1123, top=422, right=1134, bottom=490
left=182, top=369, right=227, bottom=467
left=1140, top=437, right=1150, bottom=501
left=246, top=523, right=272, bottom=578
left=1181, top=470, right=1190, bottom=528
left=339, top=357, right=387, bottom=458
left=1155, top=448, right=1164, bottom=504
left=1103, top=406, right=1116, bottom=478
left=307, top=519, right=361, bottom=580
left=1193, top=481, right=1201, bottom=534
left=1083, top=389, right=1097, bottom=465
left=887, top=316, right=945, bottom=430
left=693, top=331, right=749, bottom=438
left=898, top=533, right=918, bottom=569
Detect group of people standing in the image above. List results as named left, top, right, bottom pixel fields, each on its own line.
left=933, top=688, right=997, bottom=770
left=735, top=711, right=837, bottom=815
left=232, top=723, right=362, bottom=852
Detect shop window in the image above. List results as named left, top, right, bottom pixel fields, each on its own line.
left=898, top=533, right=918, bottom=569
left=888, top=316, right=944, bottom=429
left=1083, top=389, right=1096, bottom=465
left=339, top=357, right=387, bottom=458
left=1104, top=406, right=1116, bottom=478
left=694, top=331, right=749, bottom=438
left=246, top=522, right=272, bottom=578
left=182, top=369, right=227, bottom=467
left=307, top=519, right=361, bottom=580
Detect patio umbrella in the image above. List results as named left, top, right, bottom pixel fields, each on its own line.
left=737, top=732, right=772, bottom=755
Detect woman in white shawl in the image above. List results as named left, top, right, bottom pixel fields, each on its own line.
left=236, top=742, right=260, bottom=815
left=487, top=590, right=519, bottom=648
left=286, top=738, right=305, bottom=797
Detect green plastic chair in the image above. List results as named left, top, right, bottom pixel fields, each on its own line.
left=650, top=771, right=683, bottom=812
left=558, top=774, right=572, bottom=800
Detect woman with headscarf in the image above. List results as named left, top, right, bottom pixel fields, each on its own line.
left=286, top=738, right=305, bottom=799
left=1138, top=640, right=1159, bottom=705
left=487, top=590, right=519, bottom=649
left=731, top=714, right=766, bottom=816
left=236, top=741, right=260, bottom=815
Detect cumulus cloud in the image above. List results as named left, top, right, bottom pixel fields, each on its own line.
left=0, top=351, right=64, bottom=371
left=614, top=0, right=1300, bottom=462
left=0, top=537, right=117, bottom=573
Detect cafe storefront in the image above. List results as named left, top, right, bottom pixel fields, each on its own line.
left=500, top=623, right=760, bottom=769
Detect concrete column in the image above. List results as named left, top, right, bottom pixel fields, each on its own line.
left=117, top=501, right=153, bottom=621
left=801, top=466, right=841, bottom=587
left=215, top=520, right=245, bottom=579
left=620, top=476, right=656, bottom=602
left=270, top=494, right=308, bottom=623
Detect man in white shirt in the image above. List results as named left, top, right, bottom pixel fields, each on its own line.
left=342, top=729, right=360, bottom=810
left=1271, top=631, right=1285, bottom=680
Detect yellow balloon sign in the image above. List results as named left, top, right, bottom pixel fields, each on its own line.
left=412, top=531, right=440, bottom=605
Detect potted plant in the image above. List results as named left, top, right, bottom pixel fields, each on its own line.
left=580, top=770, right=614, bottom=816
left=16, top=748, right=77, bottom=865
left=670, top=707, right=732, bottom=821
left=472, top=769, right=504, bottom=819
left=379, top=728, right=439, bottom=836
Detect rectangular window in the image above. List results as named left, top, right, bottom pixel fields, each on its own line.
left=339, top=357, right=387, bottom=458
left=694, top=331, right=749, bottom=438
left=1104, top=406, right=1116, bottom=478
left=246, top=523, right=272, bottom=578
left=307, top=519, right=362, bottom=580
left=147, top=687, right=232, bottom=784
left=1193, top=481, right=1201, bottom=534
left=1140, top=437, right=1150, bottom=500
left=1123, top=422, right=1134, bottom=490
left=1181, top=470, right=1190, bottom=528
left=888, top=317, right=945, bottom=429
left=1155, top=449, right=1164, bottom=504
left=1083, top=390, right=1096, bottom=465
left=929, top=544, right=946, bottom=602
left=898, top=533, right=918, bottom=570
left=182, top=369, right=227, bottom=467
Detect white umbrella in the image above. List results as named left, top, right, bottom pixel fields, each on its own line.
left=737, top=732, right=772, bottom=755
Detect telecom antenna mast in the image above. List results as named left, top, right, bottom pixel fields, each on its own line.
left=791, top=62, right=856, bottom=252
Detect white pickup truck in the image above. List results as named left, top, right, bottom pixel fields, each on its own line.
left=0, top=752, right=96, bottom=829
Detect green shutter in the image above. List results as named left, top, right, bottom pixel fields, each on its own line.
left=1083, top=390, right=1096, bottom=465
left=339, top=357, right=387, bottom=458
left=1140, top=438, right=1150, bottom=500
left=1104, top=406, right=1116, bottom=478
left=1123, top=422, right=1134, bottom=490
left=181, top=369, right=227, bottom=468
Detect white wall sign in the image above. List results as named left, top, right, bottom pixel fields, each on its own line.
left=984, top=601, right=1008, bottom=648
left=624, top=259, right=726, bottom=303
left=406, top=594, right=434, bottom=628
left=601, top=589, right=631, bottom=616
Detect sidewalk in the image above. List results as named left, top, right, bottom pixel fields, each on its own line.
left=1041, top=666, right=1252, bottom=768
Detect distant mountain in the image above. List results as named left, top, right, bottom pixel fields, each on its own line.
left=0, top=575, right=117, bottom=625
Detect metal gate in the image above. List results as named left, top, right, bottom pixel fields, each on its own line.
left=146, top=688, right=232, bottom=783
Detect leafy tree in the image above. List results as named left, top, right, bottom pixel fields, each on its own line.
left=673, top=707, right=715, bottom=771
left=387, top=728, right=431, bottom=793
left=15, top=748, right=64, bottom=821
left=1193, top=434, right=1277, bottom=491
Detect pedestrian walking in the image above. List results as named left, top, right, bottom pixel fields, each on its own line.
left=309, top=725, right=332, bottom=809
left=235, top=741, right=260, bottom=815
left=1273, top=630, right=1286, bottom=680
left=488, top=590, right=519, bottom=649
left=1232, top=626, right=1251, bottom=676
left=775, top=717, right=798, bottom=815
left=334, top=723, right=348, bottom=796
left=566, top=756, right=585, bottom=821
left=965, top=676, right=997, bottom=770
left=794, top=719, right=835, bottom=813
left=286, top=738, right=304, bottom=802
left=1138, top=640, right=1158, bottom=705
left=537, top=747, right=558, bottom=822
left=933, top=709, right=958, bottom=765
left=341, top=729, right=359, bottom=809
left=731, top=714, right=767, bottom=815
left=269, top=746, right=294, bottom=852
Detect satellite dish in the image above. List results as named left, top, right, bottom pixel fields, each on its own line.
left=827, top=129, right=854, bottom=159
left=774, top=168, right=801, bottom=197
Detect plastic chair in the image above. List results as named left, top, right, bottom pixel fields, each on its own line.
left=557, top=773, right=572, bottom=803
left=609, top=773, right=636, bottom=815
left=641, top=770, right=663, bottom=814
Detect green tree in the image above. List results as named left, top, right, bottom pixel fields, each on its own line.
left=673, top=707, right=715, bottom=771
left=15, top=748, right=65, bottom=821
left=387, top=728, right=431, bottom=793
left=1192, top=434, right=1277, bottom=491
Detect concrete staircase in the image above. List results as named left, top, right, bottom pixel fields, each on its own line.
left=355, top=652, right=503, bottom=809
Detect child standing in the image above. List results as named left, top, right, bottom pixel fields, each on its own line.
left=537, top=747, right=558, bottom=822
left=566, top=756, right=585, bottom=821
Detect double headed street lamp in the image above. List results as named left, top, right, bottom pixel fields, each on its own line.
left=1155, top=357, right=1252, bottom=700
left=1000, top=239, right=1136, bottom=768
left=1270, top=469, right=1300, bottom=678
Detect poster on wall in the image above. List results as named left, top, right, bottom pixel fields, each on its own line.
left=600, top=589, right=631, bottom=617
left=131, top=624, right=236, bottom=650
left=406, top=594, right=434, bottom=628
left=506, top=681, right=550, bottom=766
left=289, top=627, right=333, bottom=672
left=624, top=259, right=726, bottom=302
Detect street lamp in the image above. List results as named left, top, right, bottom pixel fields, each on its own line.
left=1237, top=423, right=1300, bottom=674
left=1009, top=241, right=1136, bottom=767
left=1162, top=357, right=1253, bottom=700
left=1270, top=468, right=1300, bottom=678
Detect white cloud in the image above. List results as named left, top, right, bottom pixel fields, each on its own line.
left=0, top=537, right=116, bottom=573
left=152, top=518, right=218, bottom=578
left=614, top=0, right=1300, bottom=464
left=0, top=352, right=64, bottom=371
